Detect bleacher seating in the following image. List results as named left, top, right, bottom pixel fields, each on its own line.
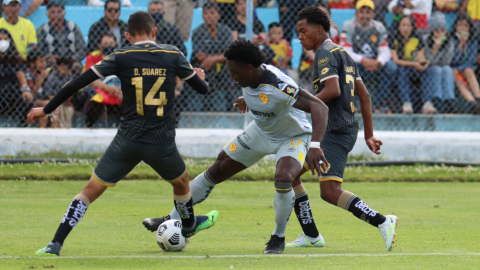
left=28, top=5, right=460, bottom=69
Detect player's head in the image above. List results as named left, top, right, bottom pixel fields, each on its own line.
left=296, top=6, right=330, bottom=51
left=224, top=40, right=265, bottom=88
left=126, top=11, right=156, bottom=42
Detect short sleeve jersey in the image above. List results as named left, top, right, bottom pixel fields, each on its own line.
left=313, top=39, right=360, bottom=134
left=242, top=64, right=312, bottom=141
left=0, top=17, right=37, bottom=59
left=91, top=41, right=195, bottom=145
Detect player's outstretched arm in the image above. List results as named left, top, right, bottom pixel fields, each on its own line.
left=355, top=79, right=382, bottom=155
left=185, top=67, right=209, bottom=95
left=293, top=89, right=329, bottom=176
left=27, top=69, right=100, bottom=124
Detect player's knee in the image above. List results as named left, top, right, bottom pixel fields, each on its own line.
left=274, top=172, right=295, bottom=184
left=320, top=186, right=340, bottom=204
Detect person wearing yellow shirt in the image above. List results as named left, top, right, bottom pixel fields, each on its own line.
left=0, top=0, right=37, bottom=60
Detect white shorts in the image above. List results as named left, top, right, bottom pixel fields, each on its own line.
left=223, top=122, right=311, bottom=168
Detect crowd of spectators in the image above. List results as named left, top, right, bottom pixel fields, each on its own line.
left=1, top=0, right=480, bottom=128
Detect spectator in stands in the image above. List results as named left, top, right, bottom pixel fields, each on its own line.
left=36, top=1, right=88, bottom=64
left=268, top=22, right=291, bottom=74
left=298, top=1, right=339, bottom=91
left=0, top=0, right=37, bottom=60
left=422, top=12, right=456, bottom=113
left=19, top=0, right=42, bottom=18
left=461, top=0, right=480, bottom=35
left=388, top=15, right=432, bottom=114
left=388, top=0, right=432, bottom=33
left=372, top=0, right=389, bottom=26
left=161, top=0, right=195, bottom=41
left=190, top=2, right=234, bottom=111
left=25, top=49, right=49, bottom=127
left=278, top=0, right=316, bottom=42
left=83, top=33, right=122, bottom=127
left=0, top=28, right=33, bottom=127
left=229, top=0, right=265, bottom=41
left=43, top=57, right=75, bottom=128
left=341, top=0, right=395, bottom=113
left=325, top=0, right=355, bottom=9
left=147, top=0, right=186, bottom=56
left=451, top=14, right=480, bottom=113
left=87, top=0, right=128, bottom=52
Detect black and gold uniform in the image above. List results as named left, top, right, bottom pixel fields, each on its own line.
left=310, top=39, right=361, bottom=182
left=87, top=41, right=197, bottom=186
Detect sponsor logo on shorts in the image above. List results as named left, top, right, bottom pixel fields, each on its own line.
left=237, top=136, right=251, bottom=150
left=250, top=109, right=276, bottom=118
left=260, top=93, right=268, bottom=104
left=287, top=147, right=296, bottom=153
left=321, top=68, right=329, bottom=75
left=229, top=143, right=237, bottom=152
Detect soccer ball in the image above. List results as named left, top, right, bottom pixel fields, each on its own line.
left=156, top=219, right=189, bottom=252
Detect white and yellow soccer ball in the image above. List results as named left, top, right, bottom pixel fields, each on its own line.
left=156, top=219, right=189, bottom=252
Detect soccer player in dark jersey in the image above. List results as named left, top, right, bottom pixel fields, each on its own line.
left=284, top=6, right=398, bottom=251
left=28, top=11, right=218, bottom=256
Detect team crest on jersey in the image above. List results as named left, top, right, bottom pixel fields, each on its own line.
left=321, top=68, right=329, bottom=75
left=370, top=34, right=378, bottom=43
left=229, top=143, right=237, bottom=152
left=104, top=56, right=110, bottom=60
left=260, top=93, right=268, bottom=104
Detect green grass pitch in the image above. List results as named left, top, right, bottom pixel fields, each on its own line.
left=1, top=180, right=480, bottom=269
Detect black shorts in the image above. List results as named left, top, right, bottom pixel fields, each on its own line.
left=305, top=132, right=357, bottom=183
left=93, top=133, right=186, bottom=187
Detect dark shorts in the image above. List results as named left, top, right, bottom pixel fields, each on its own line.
left=305, top=132, right=357, bottom=182
left=93, top=133, right=186, bottom=187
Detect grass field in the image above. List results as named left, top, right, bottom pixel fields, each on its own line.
left=1, top=180, right=480, bottom=269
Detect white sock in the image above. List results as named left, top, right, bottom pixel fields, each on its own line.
left=272, top=189, right=295, bottom=238
left=169, top=171, right=216, bottom=219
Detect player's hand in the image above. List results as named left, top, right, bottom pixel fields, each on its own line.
left=22, top=91, right=33, bottom=103
left=194, top=67, right=206, bottom=80
left=306, top=148, right=329, bottom=177
left=27, top=107, right=47, bottom=124
left=233, top=96, right=249, bottom=113
left=365, top=135, right=383, bottom=155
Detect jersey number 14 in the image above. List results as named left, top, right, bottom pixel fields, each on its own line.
left=131, top=77, right=168, bottom=116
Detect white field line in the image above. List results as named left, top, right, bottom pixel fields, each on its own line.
left=1, top=253, right=480, bottom=259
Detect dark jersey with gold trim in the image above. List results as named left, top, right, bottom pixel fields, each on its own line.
left=312, top=39, right=360, bottom=134
left=92, top=42, right=195, bottom=144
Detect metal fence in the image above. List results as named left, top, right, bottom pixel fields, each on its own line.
left=1, top=0, right=480, bottom=130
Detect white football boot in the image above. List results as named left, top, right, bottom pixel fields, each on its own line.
left=285, top=233, right=325, bottom=248
left=378, top=215, right=399, bottom=251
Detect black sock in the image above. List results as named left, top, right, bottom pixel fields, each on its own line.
left=294, top=192, right=319, bottom=238
left=52, top=199, right=88, bottom=245
left=174, top=198, right=195, bottom=228
left=347, top=196, right=386, bottom=227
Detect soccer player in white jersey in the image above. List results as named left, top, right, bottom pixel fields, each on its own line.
left=143, top=40, right=329, bottom=254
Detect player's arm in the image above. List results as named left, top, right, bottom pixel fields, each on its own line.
left=355, top=79, right=383, bottom=155
left=292, top=89, right=329, bottom=175
left=27, top=69, right=99, bottom=124
left=185, top=68, right=209, bottom=95
left=315, top=77, right=341, bottom=102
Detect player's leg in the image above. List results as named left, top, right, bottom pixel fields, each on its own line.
left=36, top=134, right=141, bottom=256
left=264, top=134, right=309, bottom=254
left=285, top=169, right=325, bottom=248
left=143, top=123, right=265, bottom=232
left=319, top=132, right=398, bottom=251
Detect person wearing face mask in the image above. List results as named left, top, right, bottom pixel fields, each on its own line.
left=0, top=28, right=33, bottom=127
left=36, top=1, right=88, bottom=64
left=147, top=0, right=186, bottom=56
left=83, top=33, right=122, bottom=127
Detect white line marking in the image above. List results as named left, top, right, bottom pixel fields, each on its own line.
left=2, top=253, right=480, bottom=259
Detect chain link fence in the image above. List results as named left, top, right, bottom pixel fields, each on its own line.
left=1, top=0, right=479, bottom=130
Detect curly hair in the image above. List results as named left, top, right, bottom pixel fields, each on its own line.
left=297, top=6, right=330, bottom=33
left=224, top=40, right=265, bottom=67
